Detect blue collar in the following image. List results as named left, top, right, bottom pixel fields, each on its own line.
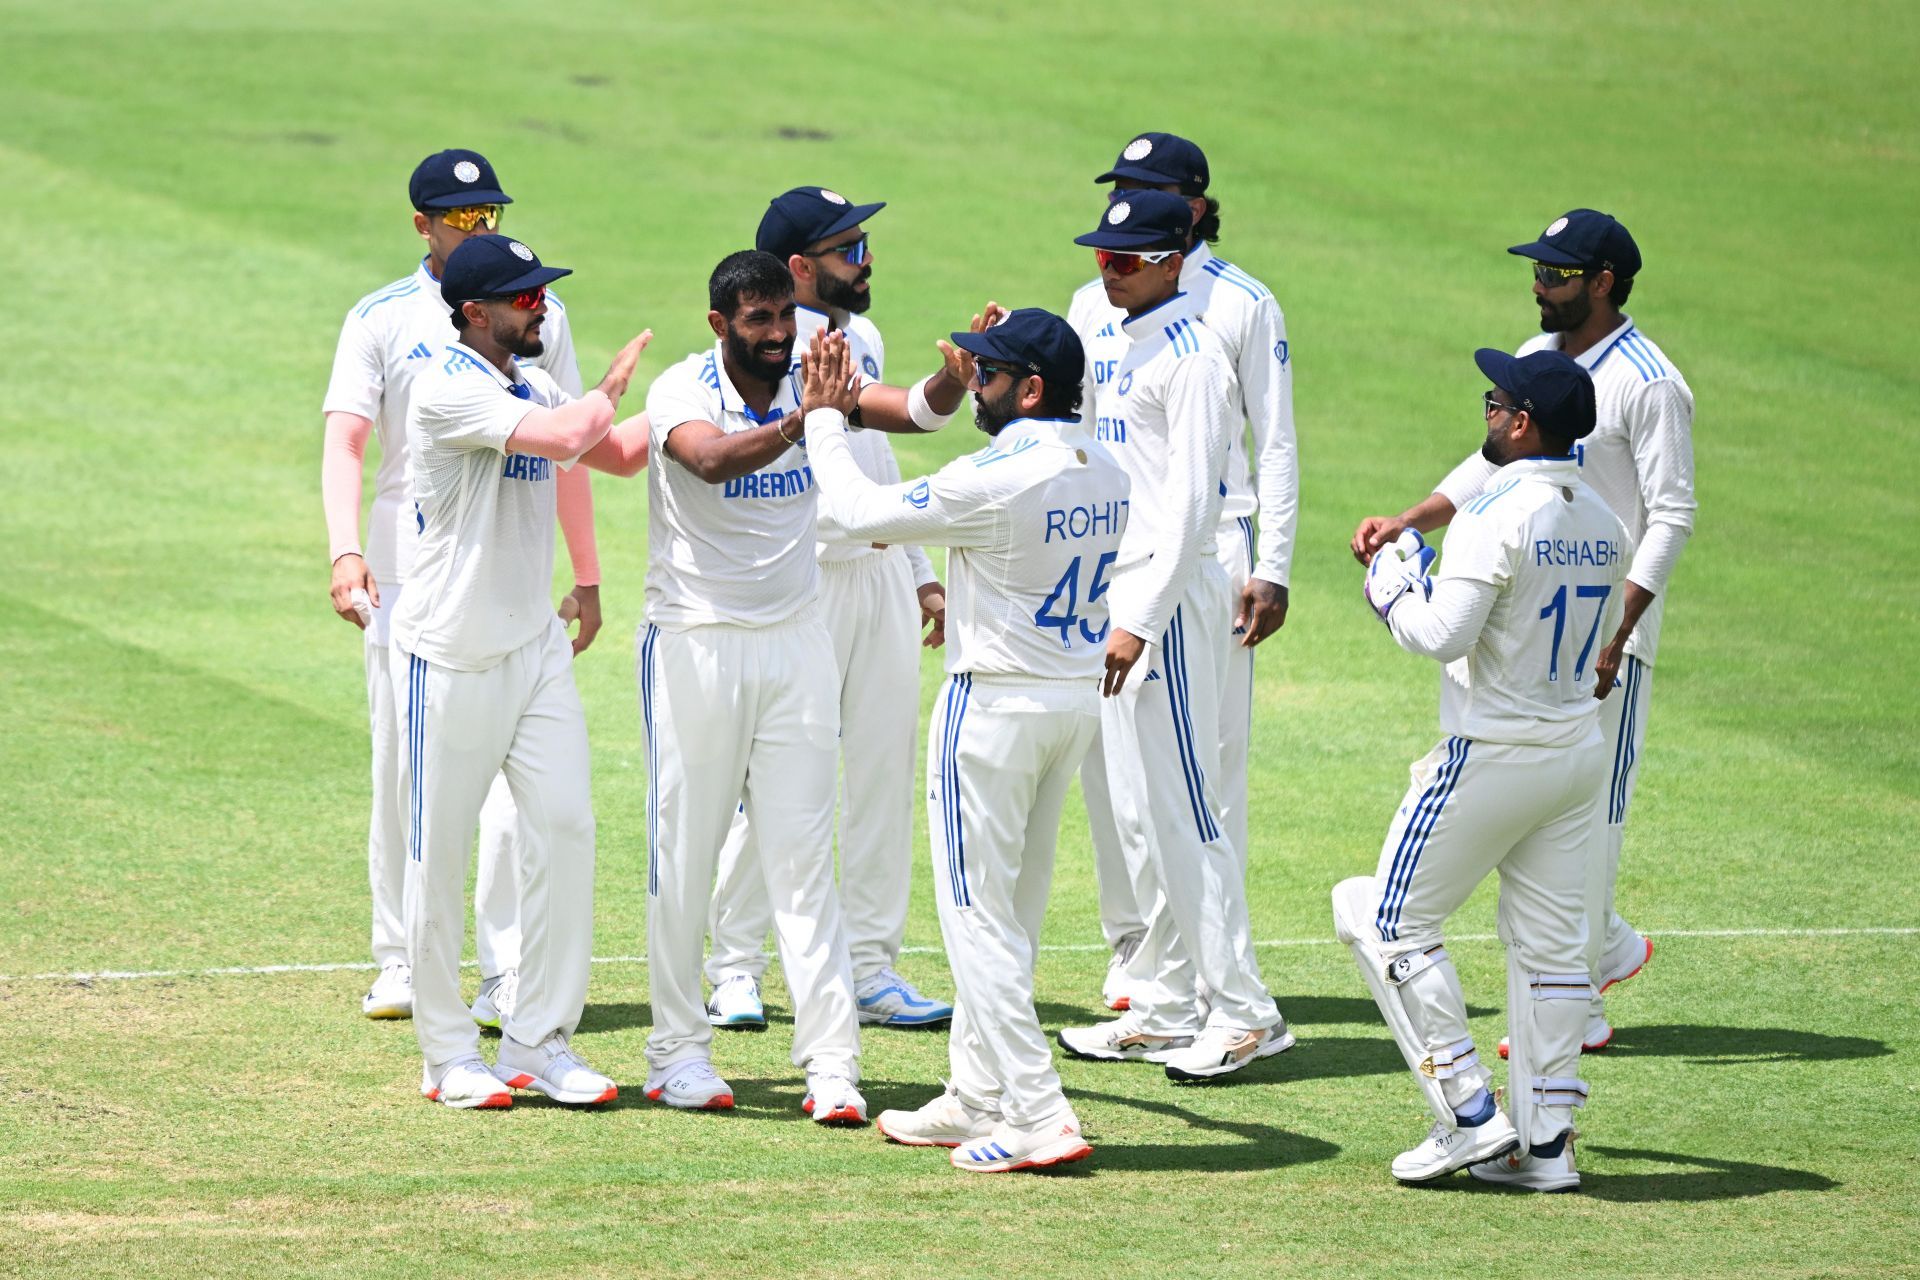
left=1120, top=289, right=1192, bottom=334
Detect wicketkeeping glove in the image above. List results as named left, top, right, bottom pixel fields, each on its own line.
left=1363, top=529, right=1436, bottom=624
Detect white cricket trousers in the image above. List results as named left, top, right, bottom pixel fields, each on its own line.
left=1081, top=519, right=1259, bottom=955
left=1591, top=656, right=1654, bottom=1014
left=638, top=606, right=861, bottom=1079
left=393, top=620, right=595, bottom=1070
left=366, top=585, right=522, bottom=976
left=706, top=549, right=921, bottom=984
left=930, top=674, right=1098, bottom=1126
left=1358, top=734, right=1605, bottom=1142
left=1102, top=565, right=1278, bottom=1037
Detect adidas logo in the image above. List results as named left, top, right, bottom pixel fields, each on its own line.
left=1144, top=670, right=1162, bottom=682
left=406, top=343, right=432, bottom=360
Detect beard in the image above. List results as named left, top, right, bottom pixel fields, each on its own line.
left=972, top=381, right=1020, bottom=437
left=1538, top=287, right=1592, bottom=334
left=816, top=265, right=873, bottom=315
left=504, top=320, right=546, bottom=359
left=725, top=323, right=794, bottom=387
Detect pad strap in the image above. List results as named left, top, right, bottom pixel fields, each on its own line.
left=1385, top=944, right=1450, bottom=986
left=1419, top=1036, right=1480, bottom=1080
left=1528, top=971, right=1595, bottom=1000
left=1531, top=1076, right=1590, bottom=1108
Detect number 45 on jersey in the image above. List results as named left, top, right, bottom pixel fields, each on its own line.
left=1036, top=552, right=1118, bottom=649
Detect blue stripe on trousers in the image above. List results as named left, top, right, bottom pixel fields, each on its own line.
left=1163, top=609, right=1219, bottom=842
left=640, top=625, right=659, bottom=896
left=1375, top=737, right=1469, bottom=940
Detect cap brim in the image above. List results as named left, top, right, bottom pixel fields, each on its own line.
left=1095, top=163, right=1176, bottom=185
left=810, top=200, right=886, bottom=246
left=1473, top=347, right=1520, bottom=392
left=949, top=330, right=1014, bottom=363
left=418, top=190, right=514, bottom=209
left=1073, top=227, right=1184, bottom=250
left=487, top=264, right=572, bottom=295
left=1507, top=239, right=1585, bottom=267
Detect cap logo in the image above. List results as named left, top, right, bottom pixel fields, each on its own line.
left=1545, top=216, right=1569, bottom=237
left=1107, top=200, right=1132, bottom=226
left=819, top=189, right=848, bottom=206
left=453, top=160, right=481, bottom=184
left=1123, top=138, right=1153, bottom=161
left=508, top=241, right=534, bottom=261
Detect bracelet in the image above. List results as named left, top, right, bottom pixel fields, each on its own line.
left=777, top=415, right=802, bottom=445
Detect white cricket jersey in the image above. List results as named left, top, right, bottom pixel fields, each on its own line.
left=323, top=258, right=584, bottom=587
left=1414, top=457, right=1632, bottom=748
left=806, top=412, right=1130, bottom=681
left=794, top=306, right=936, bottom=588
left=1081, top=290, right=1239, bottom=642
left=390, top=344, right=572, bottom=672
left=644, top=344, right=817, bottom=631
left=1436, top=317, right=1695, bottom=664
left=1070, top=242, right=1297, bottom=585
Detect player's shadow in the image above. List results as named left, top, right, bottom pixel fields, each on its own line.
left=1599, top=1024, right=1890, bottom=1064
left=1052, top=1085, right=1340, bottom=1175
left=1422, top=1146, right=1837, bottom=1202
left=578, top=1001, right=653, bottom=1034
left=1034, top=996, right=1493, bottom=1029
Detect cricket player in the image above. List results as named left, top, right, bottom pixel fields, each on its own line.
left=322, top=149, right=604, bottom=1023
left=636, top=250, right=868, bottom=1125
left=395, top=233, right=652, bottom=1109
left=1054, top=192, right=1291, bottom=1082
left=1351, top=210, right=1694, bottom=1051
left=702, top=187, right=964, bottom=1031
left=1067, top=133, right=1297, bottom=1012
left=803, top=311, right=1129, bottom=1172
left=1337, top=347, right=1630, bottom=1191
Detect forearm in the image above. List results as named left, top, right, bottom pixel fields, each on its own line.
left=670, top=420, right=793, bottom=484
left=1613, top=579, right=1657, bottom=639
left=322, top=412, right=372, bottom=561
left=855, top=370, right=963, bottom=433
left=555, top=465, right=601, bottom=587
left=1400, top=491, right=1459, bottom=534
left=581, top=413, right=651, bottom=477
left=1387, top=576, right=1496, bottom=662
left=1626, top=519, right=1689, bottom=600
left=507, top=390, right=616, bottom=460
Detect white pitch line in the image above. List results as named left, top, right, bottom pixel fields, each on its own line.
left=3, top=926, right=1913, bottom=985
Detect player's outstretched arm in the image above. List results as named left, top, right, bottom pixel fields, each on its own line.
left=1350, top=493, right=1459, bottom=565
left=846, top=302, right=1006, bottom=433
left=508, top=331, right=652, bottom=461
left=322, top=410, right=378, bottom=628
left=580, top=413, right=651, bottom=477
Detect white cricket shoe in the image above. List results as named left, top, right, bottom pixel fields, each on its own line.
left=1163, top=1020, right=1296, bottom=1082
left=1391, top=1113, right=1520, bottom=1183
left=1102, top=932, right=1144, bottom=1011
left=855, top=967, right=953, bottom=1028
left=645, top=1059, right=735, bottom=1111
left=1497, top=1015, right=1614, bottom=1060
left=952, top=1110, right=1092, bottom=1174
left=362, top=962, right=413, bottom=1019
left=471, top=970, right=517, bottom=1030
left=706, top=974, right=766, bottom=1029
left=1470, top=1136, right=1581, bottom=1192
left=1058, top=1012, right=1192, bottom=1063
left=876, top=1083, right=999, bottom=1148
left=495, top=1032, right=617, bottom=1106
left=802, top=1073, right=868, bottom=1126
left=1599, top=932, right=1654, bottom=993
left=420, top=1057, right=511, bottom=1110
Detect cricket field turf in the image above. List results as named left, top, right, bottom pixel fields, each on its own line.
left=1, top=1, right=1916, bottom=1276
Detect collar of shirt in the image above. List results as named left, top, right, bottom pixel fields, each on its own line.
left=711, top=340, right=799, bottom=423
left=445, top=341, right=528, bottom=395
left=1540, top=315, right=1636, bottom=370
left=1492, top=454, right=1582, bottom=486
left=994, top=416, right=1087, bottom=451
left=1119, top=288, right=1200, bottom=341
left=796, top=303, right=849, bottom=336
left=1178, top=241, right=1214, bottom=285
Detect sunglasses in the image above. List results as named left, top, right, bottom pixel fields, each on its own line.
left=1095, top=247, right=1179, bottom=276
left=972, top=360, right=1024, bottom=386
left=458, top=285, right=548, bottom=312
left=440, top=204, right=505, bottom=233
left=804, top=234, right=869, bottom=266
left=1483, top=390, right=1521, bottom=419
left=1532, top=262, right=1588, bottom=287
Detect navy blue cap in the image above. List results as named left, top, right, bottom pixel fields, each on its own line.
left=756, top=186, right=886, bottom=261
left=1474, top=348, right=1598, bottom=441
left=1096, top=132, right=1210, bottom=196
left=1508, top=208, right=1641, bottom=277
left=951, top=309, right=1084, bottom=389
left=409, top=149, right=512, bottom=211
left=1073, top=189, right=1195, bottom=251
left=440, top=235, right=571, bottom=308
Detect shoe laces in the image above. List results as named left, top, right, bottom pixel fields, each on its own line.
left=809, top=1072, right=857, bottom=1103
left=534, top=1032, right=586, bottom=1075
left=862, top=966, right=908, bottom=995
left=676, top=1060, right=721, bottom=1085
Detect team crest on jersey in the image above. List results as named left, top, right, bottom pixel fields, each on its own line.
left=454, top=160, right=480, bottom=183
left=819, top=188, right=848, bottom=205
left=1117, top=371, right=1133, bottom=396
left=862, top=354, right=879, bottom=379
left=1123, top=137, right=1153, bottom=161
left=1545, top=216, right=1569, bottom=237
left=1274, top=339, right=1289, bottom=365
left=509, top=241, right=534, bottom=261
left=1108, top=201, right=1132, bottom=226
left=905, top=479, right=930, bottom=509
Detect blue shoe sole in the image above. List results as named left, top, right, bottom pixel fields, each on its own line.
left=863, top=1009, right=955, bottom=1028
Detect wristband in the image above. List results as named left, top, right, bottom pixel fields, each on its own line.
left=908, top=378, right=957, bottom=431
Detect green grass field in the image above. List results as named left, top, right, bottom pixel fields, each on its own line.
left=3, top=1, right=1918, bottom=1275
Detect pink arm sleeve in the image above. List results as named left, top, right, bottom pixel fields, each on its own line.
left=323, top=411, right=373, bottom=562
left=555, top=464, right=601, bottom=587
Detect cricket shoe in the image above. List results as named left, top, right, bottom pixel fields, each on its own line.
left=1163, top=1020, right=1296, bottom=1082
left=855, top=967, right=953, bottom=1028
left=420, top=1057, right=511, bottom=1110
left=1497, top=1015, right=1614, bottom=1060
left=876, top=1083, right=999, bottom=1148
left=1391, top=1113, right=1520, bottom=1183
left=802, top=1073, right=868, bottom=1125
left=495, top=1032, right=616, bottom=1106
left=1102, top=932, right=1144, bottom=1011
left=951, top=1111, right=1092, bottom=1174
left=646, top=1059, right=735, bottom=1111
left=362, top=961, right=413, bottom=1019
left=1599, top=932, right=1654, bottom=993
left=1469, top=1135, right=1581, bottom=1192
left=471, top=970, right=518, bottom=1030
left=1057, top=1011, right=1192, bottom=1063
left=706, top=975, right=766, bottom=1029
